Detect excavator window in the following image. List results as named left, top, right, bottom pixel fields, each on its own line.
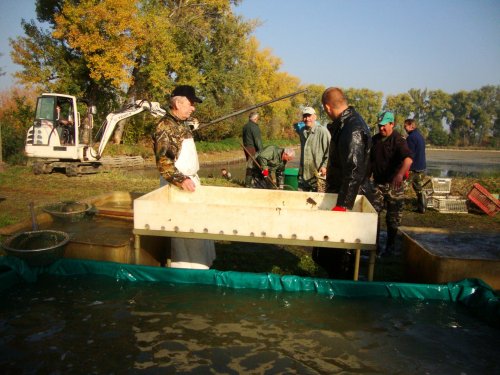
left=35, top=97, right=57, bottom=123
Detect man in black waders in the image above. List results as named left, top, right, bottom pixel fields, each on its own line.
left=315, top=87, right=381, bottom=279
left=370, top=111, right=413, bottom=257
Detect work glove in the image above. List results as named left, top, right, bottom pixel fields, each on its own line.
left=262, top=169, right=269, bottom=177
left=331, top=205, right=347, bottom=212
left=185, top=117, right=200, bottom=130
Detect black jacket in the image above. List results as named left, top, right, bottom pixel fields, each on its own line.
left=326, top=106, right=372, bottom=209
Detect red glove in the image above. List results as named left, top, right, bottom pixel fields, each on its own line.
left=262, top=169, right=269, bottom=177
left=332, top=205, right=347, bottom=212
left=404, top=171, right=410, bottom=180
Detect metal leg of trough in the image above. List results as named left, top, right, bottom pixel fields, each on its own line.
left=368, top=250, right=376, bottom=281
left=134, top=234, right=140, bottom=264
left=353, top=248, right=361, bottom=281
left=166, top=237, right=171, bottom=268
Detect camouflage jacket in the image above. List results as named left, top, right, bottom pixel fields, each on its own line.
left=152, top=111, right=194, bottom=187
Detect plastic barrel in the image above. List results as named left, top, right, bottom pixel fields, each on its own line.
left=284, top=168, right=299, bottom=191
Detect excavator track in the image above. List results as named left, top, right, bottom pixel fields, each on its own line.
left=32, top=156, right=145, bottom=177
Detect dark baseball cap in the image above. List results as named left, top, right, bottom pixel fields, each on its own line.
left=171, top=85, right=202, bottom=103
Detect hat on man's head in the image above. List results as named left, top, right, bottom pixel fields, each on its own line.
left=171, top=85, right=202, bottom=103
left=302, top=107, right=316, bottom=115
left=377, top=111, right=394, bottom=125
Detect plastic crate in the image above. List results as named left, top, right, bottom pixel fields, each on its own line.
left=431, top=178, right=452, bottom=195
left=467, top=183, right=500, bottom=216
left=431, top=196, right=468, bottom=214
left=423, top=188, right=434, bottom=208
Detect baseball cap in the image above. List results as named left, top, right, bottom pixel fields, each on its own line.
left=171, top=85, right=203, bottom=103
left=377, top=111, right=394, bottom=126
left=302, top=107, right=316, bottom=115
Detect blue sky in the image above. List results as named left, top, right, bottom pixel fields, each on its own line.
left=1, top=0, right=499, bottom=95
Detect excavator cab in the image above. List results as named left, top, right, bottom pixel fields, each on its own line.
left=28, top=94, right=79, bottom=147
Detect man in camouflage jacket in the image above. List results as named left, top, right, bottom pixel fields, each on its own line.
left=152, top=85, right=216, bottom=269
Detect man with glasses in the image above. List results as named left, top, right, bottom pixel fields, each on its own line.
left=371, top=111, right=413, bottom=257
left=296, top=107, right=330, bottom=191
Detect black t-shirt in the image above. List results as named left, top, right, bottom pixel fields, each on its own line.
left=370, top=130, right=412, bottom=184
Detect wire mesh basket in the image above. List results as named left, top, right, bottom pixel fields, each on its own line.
left=431, top=178, right=452, bottom=195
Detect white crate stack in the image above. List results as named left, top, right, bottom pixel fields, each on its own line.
left=425, top=178, right=468, bottom=214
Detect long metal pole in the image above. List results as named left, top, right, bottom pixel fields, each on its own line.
left=197, top=89, right=307, bottom=130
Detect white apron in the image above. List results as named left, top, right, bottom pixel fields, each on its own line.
left=169, top=138, right=216, bottom=269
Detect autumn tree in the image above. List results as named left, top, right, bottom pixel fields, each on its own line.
left=426, top=90, right=451, bottom=145
left=0, top=87, right=37, bottom=163
left=343, top=88, right=383, bottom=131
left=384, top=93, right=414, bottom=132
left=449, top=91, right=474, bottom=146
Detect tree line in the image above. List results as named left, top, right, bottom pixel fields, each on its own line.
left=0, top=0, right=498, bottom=163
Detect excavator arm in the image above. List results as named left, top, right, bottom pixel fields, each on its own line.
left=96, top=100, right=166, bottom=158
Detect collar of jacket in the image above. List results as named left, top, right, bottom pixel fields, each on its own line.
left=164, top=110, right=191, bottom=130
left=331, top=106, right=354, bottom=130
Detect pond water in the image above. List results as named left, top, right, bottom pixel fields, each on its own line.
left=1, top=274, right=499, bottom=374
left=208, top=149, right=500, bottom=180
left=132, top=149, right=500, bottom=181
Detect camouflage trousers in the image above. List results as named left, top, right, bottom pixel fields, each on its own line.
left=372, top=183, right=405, bottom=230
left=407, top=170, right=426, bottom=194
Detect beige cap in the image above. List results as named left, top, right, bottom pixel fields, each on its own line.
left=302, top=107, right=316, bottom=115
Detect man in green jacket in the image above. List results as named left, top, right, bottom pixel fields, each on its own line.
left=246, top=145, right=295, bottom=188
left=296, top=107, right=330, bottom=191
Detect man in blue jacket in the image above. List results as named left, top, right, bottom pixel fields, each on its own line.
left=404, top=118, right=427, bottom=213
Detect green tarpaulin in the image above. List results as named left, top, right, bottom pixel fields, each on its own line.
left=0, top=256, right=498, bottom=326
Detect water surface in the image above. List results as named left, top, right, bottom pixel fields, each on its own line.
left=1, top=274, right=498, bottom=374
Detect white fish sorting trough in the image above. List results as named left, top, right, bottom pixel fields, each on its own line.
left=133, top=185, right=379, bottom=280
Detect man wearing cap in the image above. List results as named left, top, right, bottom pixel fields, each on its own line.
left=296, top=107, right=330, bottom=192
left=371, top=111, right=413, bottom=256
left=153, top=85, right=216, bottom=269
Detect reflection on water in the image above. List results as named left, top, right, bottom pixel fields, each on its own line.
left=131, top=152, right=499, bottom=181
left=427, top=162, right=500, bottom=178
left=0, top=274, right=499, bottom=374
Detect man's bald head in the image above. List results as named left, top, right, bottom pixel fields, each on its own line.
left=322, top=87, right=348, bottom=120
left=322, top=87, right=348, bottom=109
